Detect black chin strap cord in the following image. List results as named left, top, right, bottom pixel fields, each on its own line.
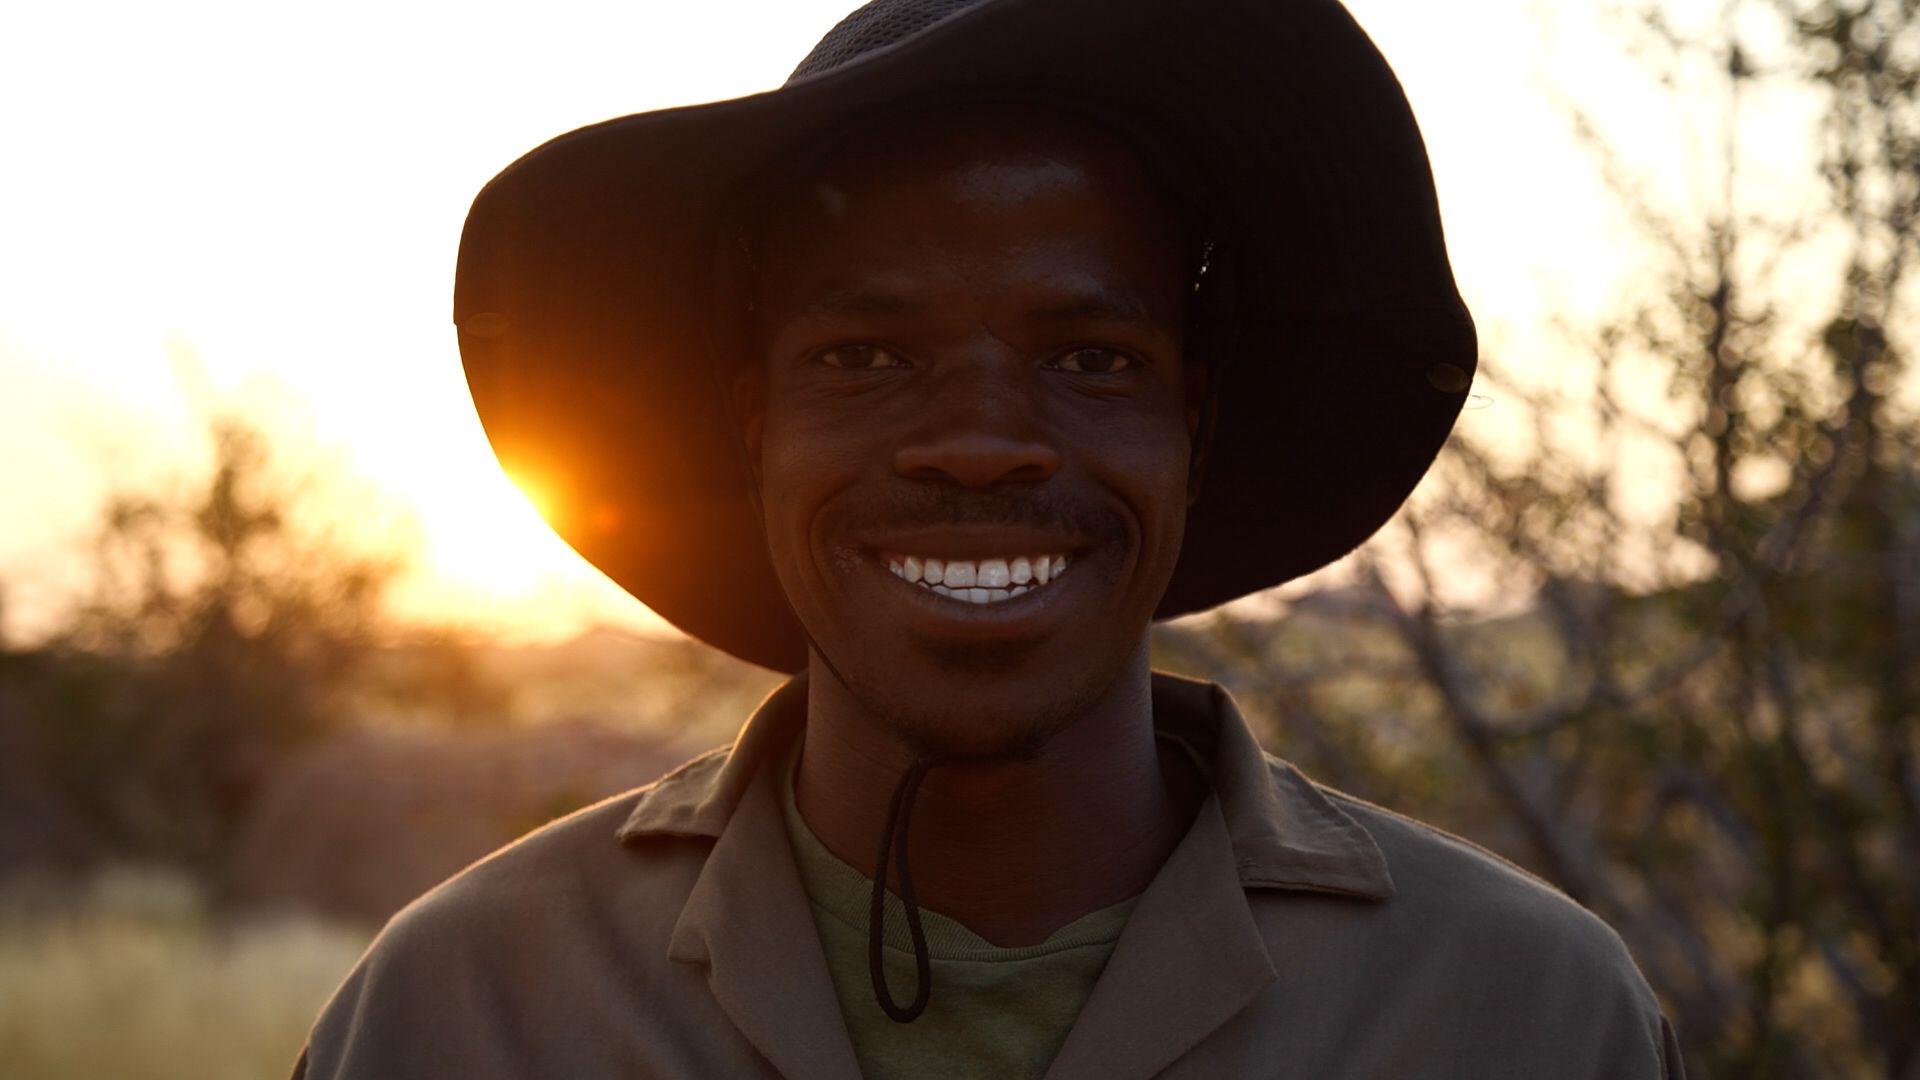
left=870, top=760, right=934, bottom=1023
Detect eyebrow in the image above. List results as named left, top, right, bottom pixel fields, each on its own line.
left=1028, top=291, right=1156, bottom=325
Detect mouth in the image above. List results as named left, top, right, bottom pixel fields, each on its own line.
left=880, top=551, right=1072, bottom=605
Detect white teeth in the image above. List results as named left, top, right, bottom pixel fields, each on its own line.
left=884, top=550, right=1072, bottom=603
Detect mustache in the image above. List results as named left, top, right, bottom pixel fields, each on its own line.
left=832, top=486, right=1128, bottom=546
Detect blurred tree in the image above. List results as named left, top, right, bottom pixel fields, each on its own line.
left=3, top=417, right=405, bottom=878
left=1160, top=0, right=1918, bottom=1075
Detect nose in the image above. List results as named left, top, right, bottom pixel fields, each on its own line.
left=892, top=369, right=1061, bottom=488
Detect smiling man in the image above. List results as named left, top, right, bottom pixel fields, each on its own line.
left=744, top=105, right=1215, bottom=995
left=296, top=0, right=1683, bottom=1077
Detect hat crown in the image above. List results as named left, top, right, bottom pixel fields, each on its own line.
left=789, top=0, right=984, bottom=82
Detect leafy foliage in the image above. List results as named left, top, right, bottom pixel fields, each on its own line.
left=1, top=418, right=403, bottom=876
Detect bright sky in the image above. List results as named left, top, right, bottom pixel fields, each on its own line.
left=0, top=0, right=1809, bottom=644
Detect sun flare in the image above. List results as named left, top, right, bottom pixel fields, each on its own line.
left=375, top=447, right=661, bottom=640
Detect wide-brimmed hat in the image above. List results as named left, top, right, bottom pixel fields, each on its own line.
left=455, top=0, right=1477, bottom=673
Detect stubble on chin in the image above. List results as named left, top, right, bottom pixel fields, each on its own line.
left=839, top=637, right=1123, bottom=766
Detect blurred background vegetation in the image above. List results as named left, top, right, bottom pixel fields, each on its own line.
left=1170, top=1, right=1920, bottom=1074
left=1, top=0, right=1915, bottom=1077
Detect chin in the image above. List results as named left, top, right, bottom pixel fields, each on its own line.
left=837, top=637, right=1133, bottom=765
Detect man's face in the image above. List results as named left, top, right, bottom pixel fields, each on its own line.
left=743, top=108, right=1200, bottom=760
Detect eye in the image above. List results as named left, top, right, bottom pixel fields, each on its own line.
left=816, top=344, right=908, bottom=370
left=1046, top=347, right=1138, bottom=374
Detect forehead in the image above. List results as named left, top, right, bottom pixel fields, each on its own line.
left=770, top=102, right=1169, bottom=210
left=747, top=103, right=1190, bottom=321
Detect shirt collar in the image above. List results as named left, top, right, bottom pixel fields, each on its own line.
left=616, top=669, right=1393, bottom=900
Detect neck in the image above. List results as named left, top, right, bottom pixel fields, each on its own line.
left=793, top=642, right=1206, bottom=947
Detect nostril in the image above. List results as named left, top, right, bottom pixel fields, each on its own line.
left=893, top=434, right=1061, bottom=488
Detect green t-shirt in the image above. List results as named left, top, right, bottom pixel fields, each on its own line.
left=778, top=747, right=1137, bottom=1080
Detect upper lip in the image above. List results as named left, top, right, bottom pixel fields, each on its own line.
left=856, top=526, right=1090, bottom=559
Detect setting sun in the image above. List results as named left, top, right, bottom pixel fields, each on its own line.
left=413, top=464, right=572, bottom=596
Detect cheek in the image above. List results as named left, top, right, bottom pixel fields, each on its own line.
left=756, top=422, right=823, bottom=539
left=1136, top=428, right=1196, bottom=549
left=759, top=392, right=869, bottom=484
left=753, top=394, right=872, bottom=561
left=1074, top=405, right=1193, bottom=555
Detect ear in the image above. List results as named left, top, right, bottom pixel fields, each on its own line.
left=1183, top=363, right=1215, bottom=507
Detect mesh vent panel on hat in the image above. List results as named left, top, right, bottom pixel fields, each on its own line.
left=789, top=0, right=984, bottom=81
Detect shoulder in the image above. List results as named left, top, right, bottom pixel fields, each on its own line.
left=411, top=786, right=697, bottom=932
left=1298, top=780, right=1678, bottom=1073
left=380, top=741, right=732, bottom=933
left=1324, top=785, right=1637, bottom=973
left=389, top=742, right=732, bottom=944
left=298, top=747, right=730, bottom=1079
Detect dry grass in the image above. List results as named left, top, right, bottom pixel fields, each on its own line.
left=0, top=866, right=369, bottom=1080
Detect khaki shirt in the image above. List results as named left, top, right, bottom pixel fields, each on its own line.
left=296, top=672, right=1683, bottom=1079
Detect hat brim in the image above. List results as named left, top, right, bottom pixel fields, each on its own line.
left=455, top=0, right=1477, bottom=673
